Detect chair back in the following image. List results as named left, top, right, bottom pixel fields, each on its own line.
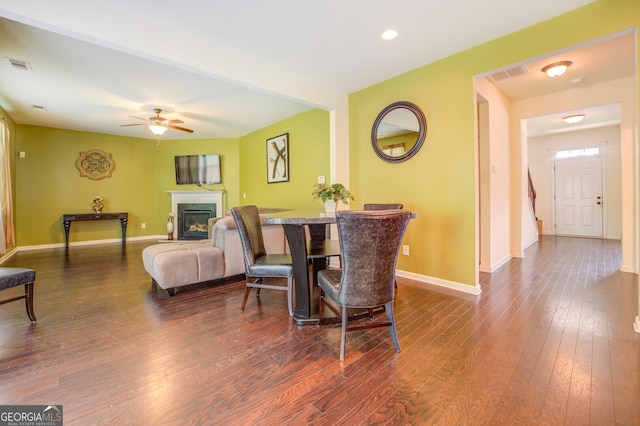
left=230, top=206, right=266, bottom=270
left=335, top=210, right=411, bottom=307
left=363, top=203, right=403, bottom=211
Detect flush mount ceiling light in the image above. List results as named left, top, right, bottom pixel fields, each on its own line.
left=541, top=60, right=572, bottom=77
left=381, top=29, right=398, bottom=41
left=563, top=114, right=585, bottom=124
left=148, top=124, right=167, bottom=135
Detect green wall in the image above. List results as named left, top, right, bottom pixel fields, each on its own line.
left=14, top=125, right=157, bottom=245
left=155, top=137, right=240, bottom=218
left=238, top=108, right=330, bottom=211
left=349, top=0, right=639, bottom=286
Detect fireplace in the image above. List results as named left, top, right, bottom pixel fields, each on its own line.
left=177, top=203, right=214, bottom=240
left=168, top=190, right=224, bottom=241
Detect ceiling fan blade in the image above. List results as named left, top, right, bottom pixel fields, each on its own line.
left=168, top=119, right=184, bottom=124
left=168, top=124, right=194, bottom=133
left=120, top=123, right=145, bottom=127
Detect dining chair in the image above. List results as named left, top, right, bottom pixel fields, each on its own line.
left=364, top=203, right=403, bottom=290
left=230, top=205, right=294, bottom=316
left=363, top=203, right=404, bottom=211
left=317, top=209, right=411, bottom=360
left=0, top=267, right=37, bottom=322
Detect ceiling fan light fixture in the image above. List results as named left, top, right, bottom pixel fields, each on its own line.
left=541, top=60, right=572, bottom=77
left=563, top=114, right=585, bottom=124
left=149, top=124, right=167, bottom=135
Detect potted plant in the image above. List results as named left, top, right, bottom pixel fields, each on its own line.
left=312, top=183, right=354, bottom=213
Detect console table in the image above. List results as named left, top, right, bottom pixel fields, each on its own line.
left=62, top=212, right=128, bottom=247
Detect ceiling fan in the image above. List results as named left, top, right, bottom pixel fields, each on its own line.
left=121, top=108, right=193, bottom=135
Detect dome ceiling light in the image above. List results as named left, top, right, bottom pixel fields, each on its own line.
left=563, top=114, right=585, bottom=124
left=541, top=60, right=572, bottom=77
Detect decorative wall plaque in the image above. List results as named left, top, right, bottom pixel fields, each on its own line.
left=76, top=149, right=115, bottom=180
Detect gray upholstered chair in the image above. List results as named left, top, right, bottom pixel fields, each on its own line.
left=318, top=209, right=411, bottom=360
left=363, top=203, right=403, bottom=211
left=0, top=267, right=37, bottom=322
left=364, top=203, right=404, bottom=289
left=230, top=205, right=294, bottom=316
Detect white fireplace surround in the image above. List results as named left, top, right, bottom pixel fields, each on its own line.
left=168, top=191, right=224, bottom=225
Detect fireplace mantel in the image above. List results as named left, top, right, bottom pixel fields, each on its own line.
left=168, top=191, right=224, bottom=220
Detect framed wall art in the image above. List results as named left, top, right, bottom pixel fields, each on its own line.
left=266, top=133, right=289, bottom=183
left=76, top=149, right=116, bottom=180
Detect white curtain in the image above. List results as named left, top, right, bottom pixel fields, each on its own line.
left=0, top=117, right=15, bottom=253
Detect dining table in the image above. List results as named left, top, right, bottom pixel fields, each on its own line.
left=264, top=210, right=340, bottom=325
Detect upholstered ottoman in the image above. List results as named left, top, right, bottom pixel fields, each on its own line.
left=142, top=241, right=225, bottom=295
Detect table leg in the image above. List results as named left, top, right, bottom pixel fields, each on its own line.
left=120, top=217, right=128, bottom=245
left=63, top=220, right=71, bottom=247
left=282, top=224, right=311, bottom=320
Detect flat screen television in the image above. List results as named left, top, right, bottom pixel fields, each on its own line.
left=175, top=154, right=221, bottom=185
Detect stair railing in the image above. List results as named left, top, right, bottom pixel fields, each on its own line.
left=528, top=169, right=537, bottom=219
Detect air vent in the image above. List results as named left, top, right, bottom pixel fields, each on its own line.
left=487, top=65, right=528, bottom=82
left=32, top=105, right=47, bottom=111
left=5, top=57, right=32, bottom=72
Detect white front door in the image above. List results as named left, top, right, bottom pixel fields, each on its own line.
left=554, top=157, right=603, bottom=237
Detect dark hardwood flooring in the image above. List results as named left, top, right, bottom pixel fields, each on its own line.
left=0, top=236, right=638, bottom=425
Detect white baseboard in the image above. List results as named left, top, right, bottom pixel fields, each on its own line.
left=396, top=269, right=481, bottom=295
left=634, top=316, right=640, bottom=334
left=479, top=253, right=512, bottom=274
left=0, top=235, right=164, bottom=264
left=620, top=264, right=637, bottom=274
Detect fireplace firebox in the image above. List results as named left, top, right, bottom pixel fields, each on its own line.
left=177, top=203, right=215, bottom=240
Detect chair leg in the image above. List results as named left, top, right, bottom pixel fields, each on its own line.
left=240, top=286, right=251, bottom=311
left=384, top=301, right=400, bottom=352
left=340, top=306, right=348, bottom=361
left=25, top=282, right=36, bottom=323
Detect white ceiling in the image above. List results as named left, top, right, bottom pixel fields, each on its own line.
left=1, top=0, right=629, bottom=141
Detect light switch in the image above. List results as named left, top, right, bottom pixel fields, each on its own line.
left=318, top=176, right=325, bottom=184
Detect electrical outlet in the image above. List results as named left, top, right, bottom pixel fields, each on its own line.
left=18, top=151, right=26, bottom=158
left=318, top=176, right=325, bottom=184
left=141, top=223, right=146, bottom=229
left=243, top=192, right=247, bottom=199
left=402, top=245, right=409, bottom=256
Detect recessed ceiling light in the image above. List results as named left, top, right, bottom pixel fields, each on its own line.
left=563, top=114, right=585, bottom=124
left=381, top=29, right=398, bottom=41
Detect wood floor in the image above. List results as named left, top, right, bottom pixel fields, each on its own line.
left=0, top=236, right=638, bottom=425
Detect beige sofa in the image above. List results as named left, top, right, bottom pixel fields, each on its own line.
left=142, top=215, right=286, bottom=295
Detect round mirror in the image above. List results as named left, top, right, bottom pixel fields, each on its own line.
left=371, top=101, right=426, bottom=163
